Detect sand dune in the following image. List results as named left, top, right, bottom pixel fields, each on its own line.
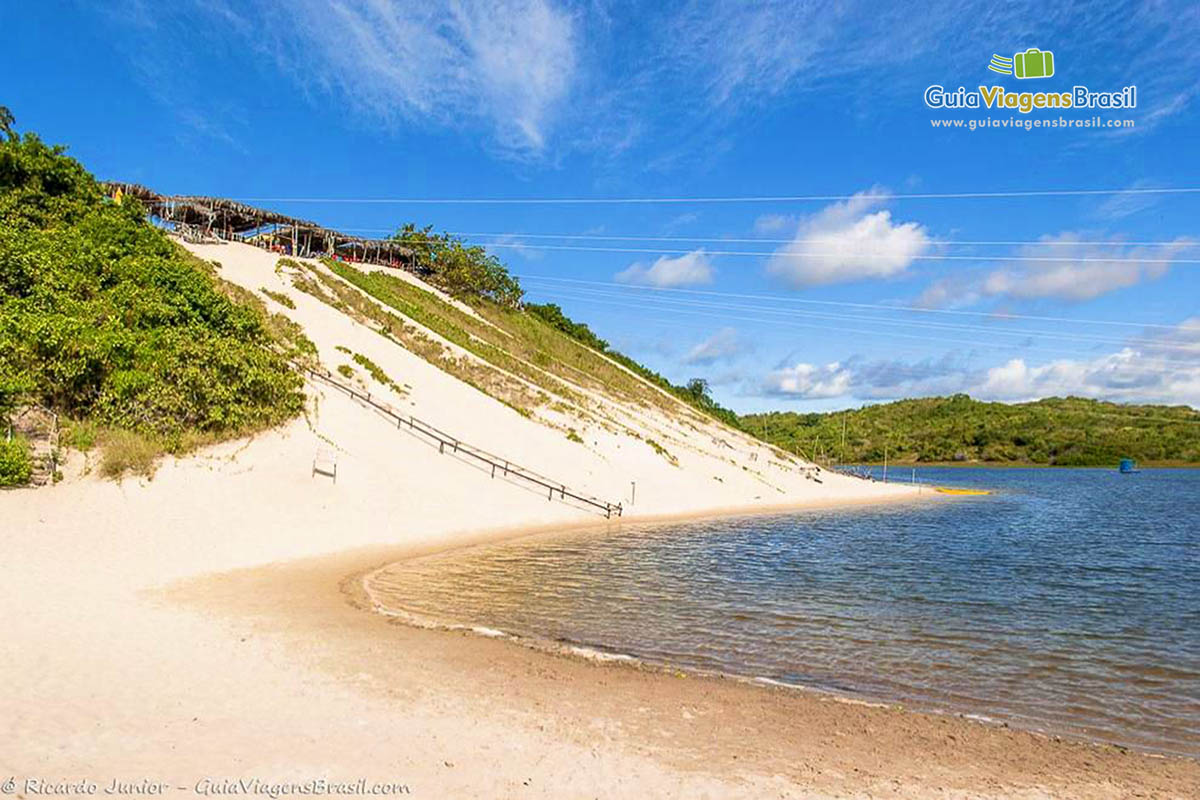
left=6, top=240, right=1192, bottom=797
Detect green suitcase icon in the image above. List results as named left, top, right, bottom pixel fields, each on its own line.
left=1014, top=48, right=1054, bottom=79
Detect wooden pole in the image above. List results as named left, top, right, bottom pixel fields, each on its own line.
left=841, top=412, right=847, bottom=464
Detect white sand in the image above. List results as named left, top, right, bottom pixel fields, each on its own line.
left=1, top=240, right=931, bottom=797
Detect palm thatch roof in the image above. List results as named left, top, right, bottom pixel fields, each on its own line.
left=103, top=182, right=415, bottom=265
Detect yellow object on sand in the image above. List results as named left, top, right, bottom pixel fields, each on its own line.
left=934, top=487, right=992, bottom=495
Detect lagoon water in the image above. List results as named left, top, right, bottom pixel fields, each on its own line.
left=368, top=468, right=1200, bottom=756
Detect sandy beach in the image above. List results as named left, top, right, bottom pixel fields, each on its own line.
left=4, top=241, right=1197, bottom=798
left=5, top=437, right=1199, bottom=798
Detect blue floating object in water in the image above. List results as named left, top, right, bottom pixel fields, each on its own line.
left=1119, top=458, right=1139, bottom=474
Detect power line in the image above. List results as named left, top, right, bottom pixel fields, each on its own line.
left=529, top=285, right=1198, bottom=368
left=394, top=230, right=1197, bottom=249
left=477, top=241, right=1200, bottom=265
left=521, top=281, right=1200, bottom=355
left=236, top=186, right=1200, bottom=205
left=514, top=274, right=1188, bottom=330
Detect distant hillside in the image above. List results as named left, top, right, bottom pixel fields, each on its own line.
left=741, top=395, right=1200, bottom=466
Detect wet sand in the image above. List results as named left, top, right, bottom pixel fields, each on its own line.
left=173, top=536, right=1200, bottom=799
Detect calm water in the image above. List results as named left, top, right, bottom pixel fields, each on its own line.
left=368, top=468, right=1200, bottom=756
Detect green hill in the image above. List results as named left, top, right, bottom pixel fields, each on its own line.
left=741, top=395, right=1200, bottom=467
left=0, top=120, right=306, bottom=482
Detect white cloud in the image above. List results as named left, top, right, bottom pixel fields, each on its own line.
left=488, top=234, right=543, bottom=260
left=615, top=249, right=715, bottom=287
left=684, top=327, right=745, bottom=365
left=753, top=213, right=794, bottom=234
left=758, top=319, right=1200, bottom=407
left=234, top=0, right=577, bottom=154
left=973, top=348, right=1199, bottom=404
left=980, top=233, right=1195, bottom=302
left=920, top=233, right=1197, bottom=307
left=763, top=362, right=854, bottom=399
left=765, top=189, right=931, bottom=288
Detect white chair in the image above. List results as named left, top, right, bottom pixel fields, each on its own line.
left=312, top=446, right=338, bottom=483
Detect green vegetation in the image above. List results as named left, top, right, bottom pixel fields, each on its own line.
left=351, top=352, right=404, bottom=395
left=742, top=394, right=1200, bottom=466
left=0, top=436, right=32, bottom=486
left=645, top=437, right=678, bottom=466
left=62, top=419, right=100, bottom=451
left=94, top=428, right=161, bottom=478
left=522, top=302, right=742, bottom=429
left=0, top=120, right=304, bottom=479
left=390, top=224, right=523, bottom=307
left=261, top=287, right=295, bottom=309
left=291, top=258, right=548, bottom=415
left=323, top=261, right=743, bottom=439
left=336, top=364, right=354, bottom=380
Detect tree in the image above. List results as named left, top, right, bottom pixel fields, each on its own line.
left=389, top=223, right=523, bottom=307
left=0, top=106, right=13, bottom=141
left=685, top=378, right=710, bottom=403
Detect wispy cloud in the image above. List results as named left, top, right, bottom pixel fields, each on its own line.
left=919, top=232, right=1197, bottom=306
left=282, top=0, right=578, bottom=154
left=1091, top=180, right=1164, bottom=221
left=684, top=326, right=746, bottom=365
left=137, top=0, right=579, bottom=157
left=615, top=249, right=715, bottom=287
left=107, top=0, right=1200, bottom=161
left=659, top=1, right=1200, bottom=140
left=766, top=188, right=931, bottom=289
left=487, top=234, right=543, bottom=260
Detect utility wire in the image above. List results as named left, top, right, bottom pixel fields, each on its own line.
left=478, top=241, right=1200, bottom=265
left=236, top=186, right=1200, bottom=205
left=521, top=281, right=1199, bottom=354
left=529, top=286, right=1198, bottom=368
left=429, top=230, right=1199, bottom=249
left=515, top=274, right=1189, bottom=331
left=335, top=227, right=1197, bottom=249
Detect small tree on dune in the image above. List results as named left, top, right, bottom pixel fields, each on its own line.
left=0, top=106, right=14, bottom=141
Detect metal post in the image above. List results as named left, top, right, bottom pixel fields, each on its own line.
left=630, top=481, right=636, bottom=505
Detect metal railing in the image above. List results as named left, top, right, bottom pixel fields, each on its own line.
left=295, top=363, right=623, bottom=518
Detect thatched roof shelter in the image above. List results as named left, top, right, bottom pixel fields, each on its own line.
left=103, top=181, right=416, bottom=268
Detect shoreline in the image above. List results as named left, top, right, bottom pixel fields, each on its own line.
left=354, top=504, right=1198, bottom=763
left=169, top=519, right=1200, bottom=799
left=847, top=461, right=1200, bottom=469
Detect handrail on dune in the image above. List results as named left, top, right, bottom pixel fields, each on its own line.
left=294, top=363, right=623, bottom=519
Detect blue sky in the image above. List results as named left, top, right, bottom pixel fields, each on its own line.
left=6, top=0, right=1200, bottom=411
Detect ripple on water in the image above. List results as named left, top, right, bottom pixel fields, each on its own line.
left=366, top=468, right=1200, bottom=757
